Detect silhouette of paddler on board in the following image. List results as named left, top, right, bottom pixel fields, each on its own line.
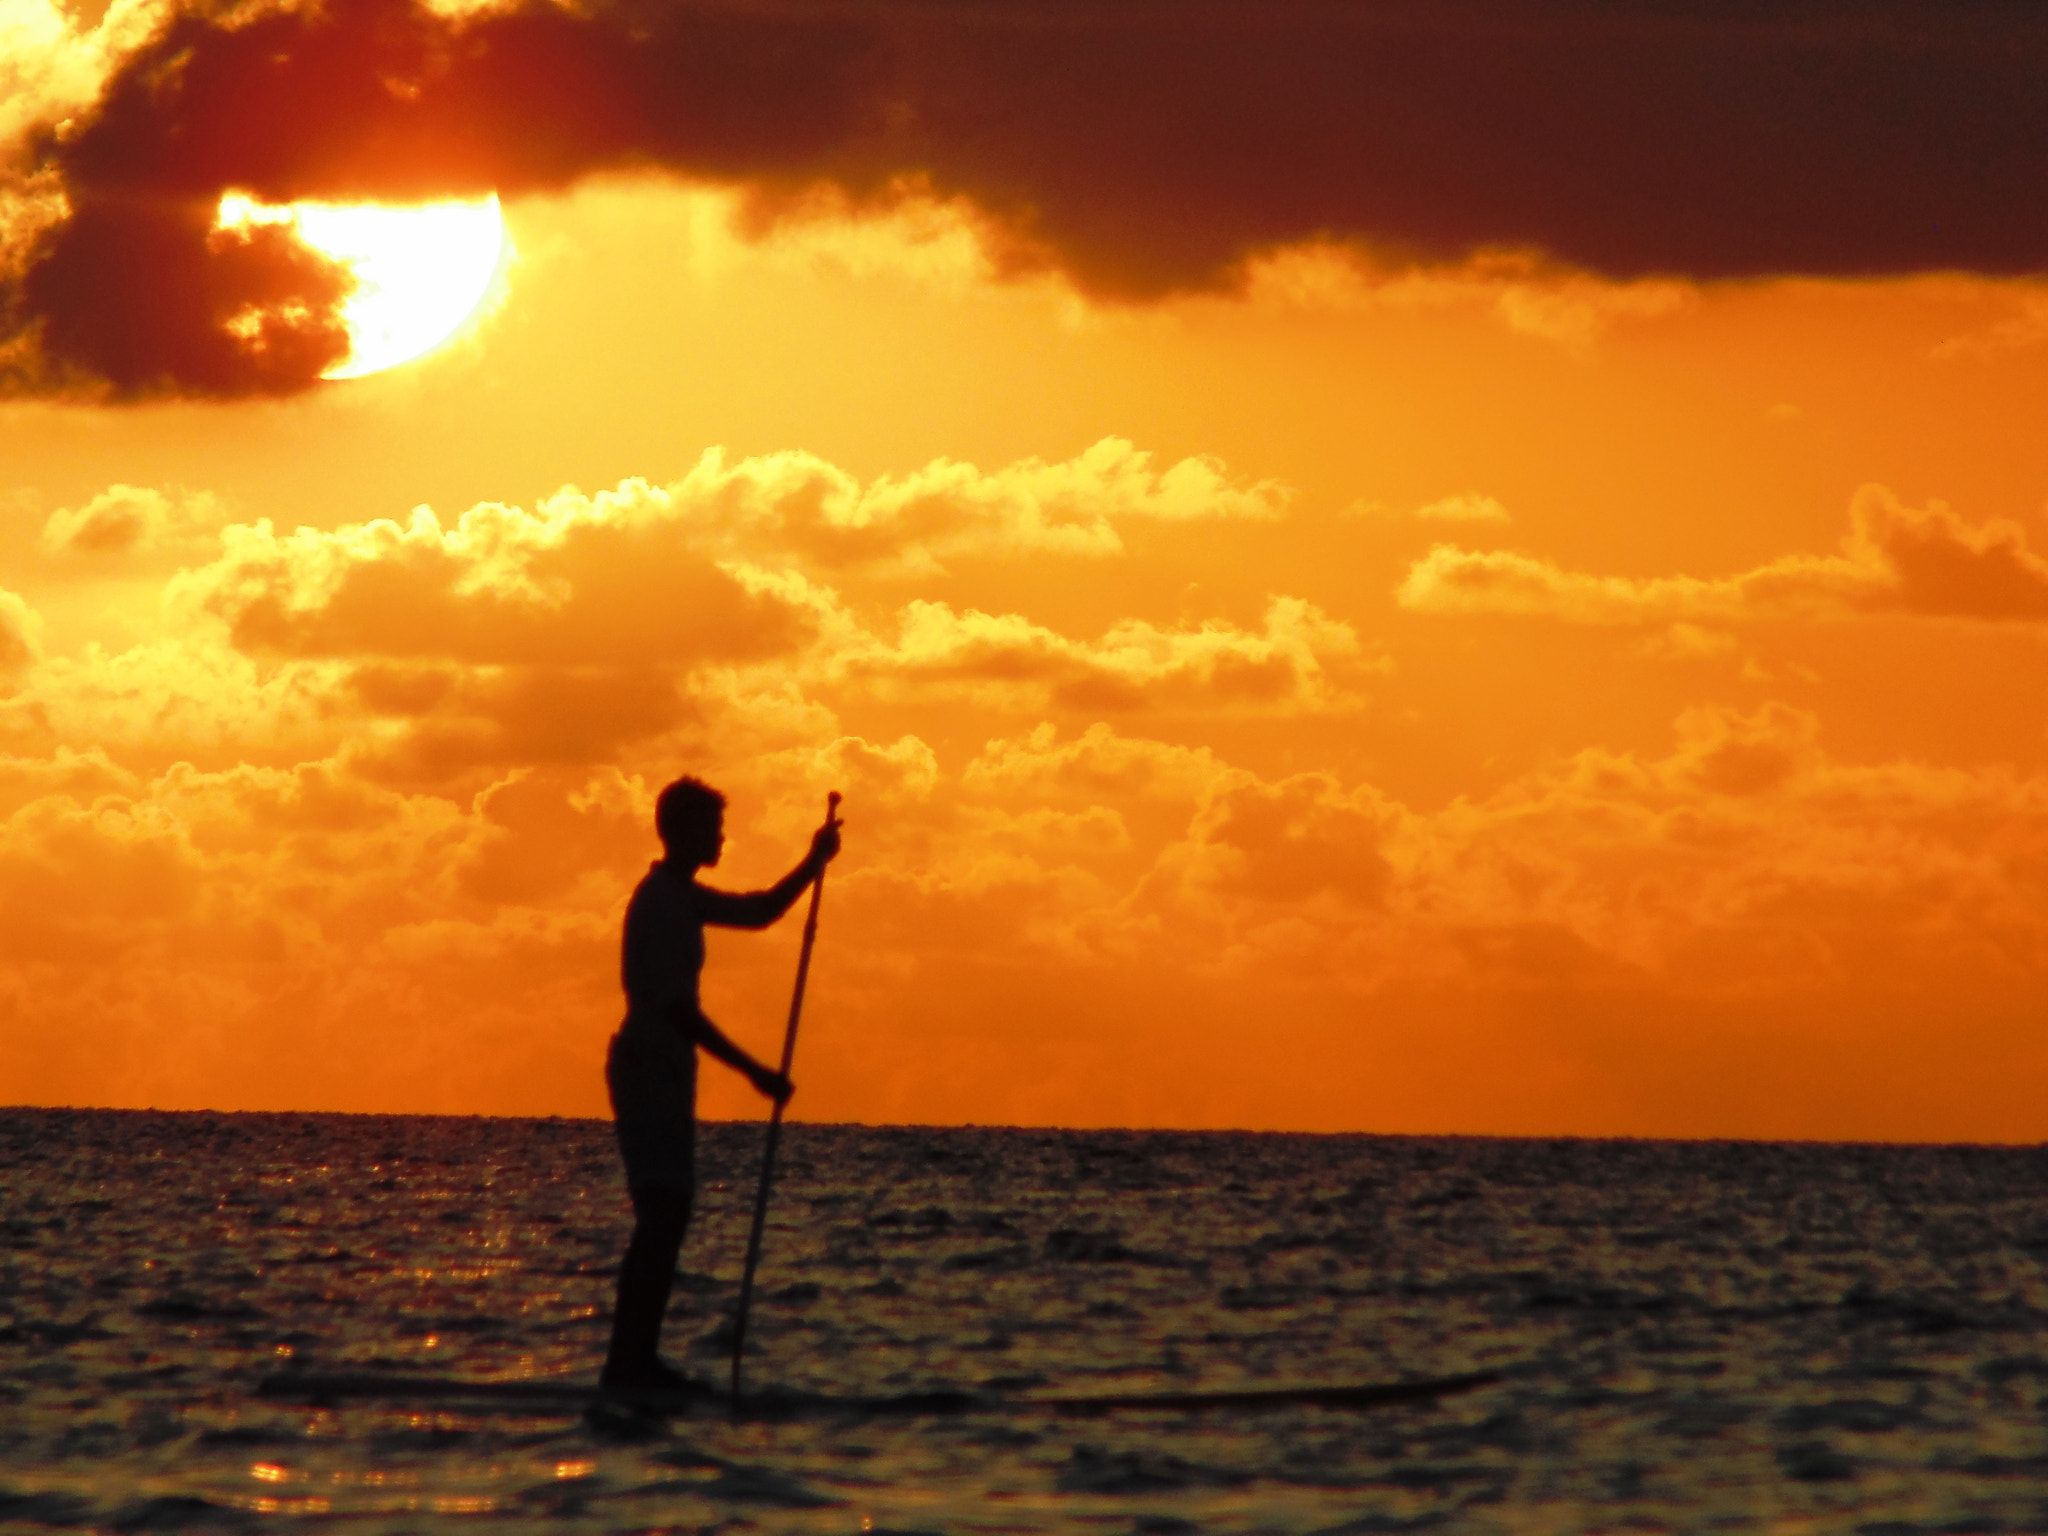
left=601, top=776, right=841, bottom=1399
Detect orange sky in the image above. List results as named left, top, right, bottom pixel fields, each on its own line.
left=6, top=2, right=2048, bottom=1139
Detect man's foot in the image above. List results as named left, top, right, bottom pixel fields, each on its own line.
left=599, top=1357, right=705, bottom=1406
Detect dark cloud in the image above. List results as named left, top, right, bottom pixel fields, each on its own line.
left=16, top=196, right=354, bottom=396
left=57, top=0, right=882, bottom=201
left=5, top=0, right=883, bottom=399
left=892, top=0, right=2048, bottom=293
left=10, top=0, right=2048, bottom=398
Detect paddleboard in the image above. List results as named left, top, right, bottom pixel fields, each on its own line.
left=258, top=1369, right=1500, bottom=1419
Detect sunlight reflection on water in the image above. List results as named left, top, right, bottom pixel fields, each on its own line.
left=5, top=1108, right=2048, bottom=1532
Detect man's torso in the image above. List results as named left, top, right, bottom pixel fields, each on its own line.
left=620, top=862, right=705, bottom=1039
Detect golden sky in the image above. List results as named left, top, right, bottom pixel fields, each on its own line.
left=5, top=0, right=2048, bottom=1138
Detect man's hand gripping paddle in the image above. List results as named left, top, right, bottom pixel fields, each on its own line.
left=729, top=791, right=840, bottom=1409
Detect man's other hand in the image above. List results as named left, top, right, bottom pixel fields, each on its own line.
left=808, top=819, right=841, bottom=866
left=751, top=1066, right=795, bottom=1104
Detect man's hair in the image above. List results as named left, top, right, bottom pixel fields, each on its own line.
left=655, top=776, right=726, bottom=852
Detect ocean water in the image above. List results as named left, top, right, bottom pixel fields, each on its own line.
left=6, top=1110, right=2048, bottom=1533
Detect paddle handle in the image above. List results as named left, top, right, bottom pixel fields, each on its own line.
left=730, top=791, right=839, bottom=1407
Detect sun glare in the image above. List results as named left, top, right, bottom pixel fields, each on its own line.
left=216, top=193, right=508, bottom=379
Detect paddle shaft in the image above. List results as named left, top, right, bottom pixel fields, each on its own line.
left=730, top=792, right=839, bottom=1406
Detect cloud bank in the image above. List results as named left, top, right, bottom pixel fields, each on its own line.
left=1398, top=487, right=2048, bottom=627
left=6, top=441, right=2048, bottom=1136
left=11, top=0, right=2048, bottom=396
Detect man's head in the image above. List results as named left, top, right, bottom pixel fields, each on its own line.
left=655, top=776, right=726, bottom=867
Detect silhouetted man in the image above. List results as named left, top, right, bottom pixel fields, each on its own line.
left=601, top=776, right=841, bottom=1399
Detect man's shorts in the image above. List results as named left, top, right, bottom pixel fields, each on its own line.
left=605, top=1025, right=697, bottom=1193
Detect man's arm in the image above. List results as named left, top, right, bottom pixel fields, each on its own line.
left=689, top=1013, right=793, bottom=1103
left=692, top=819, right=841, bottom=930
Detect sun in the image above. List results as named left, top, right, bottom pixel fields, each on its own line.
left=216, top=193, right=509, bottom=379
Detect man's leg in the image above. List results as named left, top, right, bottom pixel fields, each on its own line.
left=602, top=1182, right=692, bottom=1387
left=603, top=1025, right=699, bottom=1393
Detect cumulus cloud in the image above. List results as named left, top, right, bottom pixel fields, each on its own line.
left=8, top=667, right=2048, bottom=1134
left=36, top=439, right=1302, bottom=773
left=1423, top=702, right=2048, bottom=995
left=1174, top=773, right=1397, bottom=910
left=347, top=663, right=702, bottom=783
left=1414, top=493, right=1512, bottom=525
left=0, top=436, right=1366, bottom=1115
left=11, top=0, right=2048, bottom=396
left=0, top=633, right=348, bottom=768
left=1857, top=489, right=2048, bottom=621
left=965, top=721, right=1235, bottom=805
left=1242, top=242, right=1694, bottom=347
left=0, top=588, right=43, bottom=680
left=1397, top=485, right=2048, bottom=626
left=665, top=435, right=1287, bottom=576
left=187, top=500, right=814, bottom=667
left=0, top=745, right=134, bottom=820
left=0, top=0, right=155, bottom=153
left=41, top=483, right=225, bottom=554
left=1396, top=543, right=1866, bottom=624
left=193, top=436, right=1280, bottom=629
left=835, top=596, right=1372, bottom=716
left=0, top=440, right=1323, bottom=796
left=0, top=748, right=633, bottom=1110
left=765, top=707, right=2048, bottom=1111
left=12, top=436, right=2048, bottom=1133
left=1102, top=701, right=2048, bottom=1009
left=742, top=734, right=941, bottom=838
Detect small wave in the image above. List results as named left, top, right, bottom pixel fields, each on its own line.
left=193, top=1426, right=300, bottom=1448
left=613, top=1467, right=841, bottom=1509
left=0, top=1487, right=93, bottom=1525
left=134, top=1295, right=262, bottom=1323
left=1219, top=1283, right=1301, bottom=1311
left=1367, top=1462, right=1503, bottom=1495
left=942, top=1244, right=1030, bottom=1272
left=1774, top=1439, right=1858, bottom=1481
left=111, top=1493, right=259, bottom=1531
left=1306, top=1512, right=1452, bottom=1534
left=369, top=1426, right=479, bottom=1452
left=1043, top=1229, right=1179, bottom=1266
left=1774, top=1398, right=1923, bottom=1434
left=0, top=1318, right=114, bottom=1345
left=695, top=1466, right=843, bottom=1508
left=1055, top=1444, right=1252, bottom=1495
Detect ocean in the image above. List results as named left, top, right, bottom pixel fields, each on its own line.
left=5, top=1107, right=2048, bottom=1533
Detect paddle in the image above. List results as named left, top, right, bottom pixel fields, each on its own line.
left=729, top=790, right=841, bottom=1408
